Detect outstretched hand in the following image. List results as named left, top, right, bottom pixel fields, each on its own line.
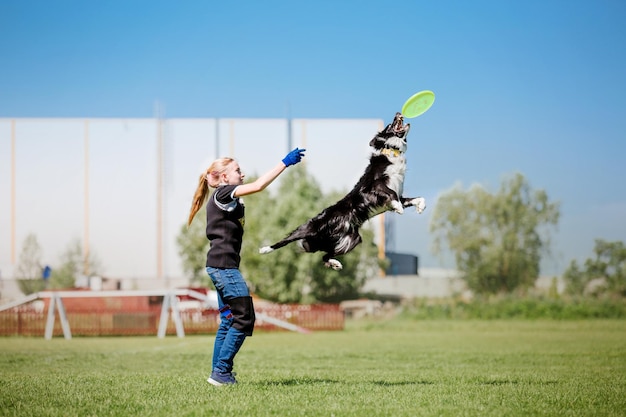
left=282, top=147, right=306, bottom=167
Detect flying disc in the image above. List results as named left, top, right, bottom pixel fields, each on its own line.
left=401, top=90, right=435, bottom=118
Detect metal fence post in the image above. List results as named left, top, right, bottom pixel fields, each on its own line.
left=44, top=295, right=56, bottom=340
left=56, top=296, right=72, bottom=340
left=157, top=293, right=170, bottom=338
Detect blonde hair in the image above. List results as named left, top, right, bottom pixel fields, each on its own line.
left=187, top=157, right=235, bottom=226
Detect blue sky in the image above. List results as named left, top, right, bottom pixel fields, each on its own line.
left=1, top=0, right=625, bottom=276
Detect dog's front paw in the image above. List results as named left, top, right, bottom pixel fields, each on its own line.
left=391, top=200, right=404, bottom=214
left=413, top=197, right=426, bottom=214
left=325, top=259, right=343, bottom=270
left=259, top=246, right=274, bottom=254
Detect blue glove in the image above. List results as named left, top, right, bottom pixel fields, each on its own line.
left=282, top=147, right=306, bottom=167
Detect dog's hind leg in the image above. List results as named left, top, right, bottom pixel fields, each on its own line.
left=323, top=254, right=343, bottom=271
left=322, top=232, right=363, bottom=271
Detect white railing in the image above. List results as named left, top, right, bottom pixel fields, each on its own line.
left=0, top=289, right=309, bottom=339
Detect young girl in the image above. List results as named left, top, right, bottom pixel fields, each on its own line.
left=187, top=148, right=306, bottom=386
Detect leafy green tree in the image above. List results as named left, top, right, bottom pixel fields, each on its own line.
left=244, top=167, right=324, bottom=303
left=562, top=259, right=587, bottom=296
left=176, top=167, right=381, bottom=303
left=245, top=168, right=381, bottom=303
left=430, top=172, right=560, bottom=295
left=15, top=234, right=46, bottom=295
left=563, top=239, right=626, bottom=296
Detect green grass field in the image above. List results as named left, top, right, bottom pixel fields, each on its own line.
left=1, top=319, right=625, bottom=417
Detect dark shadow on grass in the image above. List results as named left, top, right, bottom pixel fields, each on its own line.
left=479, top=379, right=520, bottom=385
left=478, top=378, right=559, bottom=386
left=255, top=378, right=340, bottom=386
left=255, top=378, right=434, bottom=386
left=372, top=380, right=434, bottom=386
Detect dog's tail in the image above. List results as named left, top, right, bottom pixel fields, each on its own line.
left=259, top=245, right=275, bottom=254
left=259, top=226, right=310, bottom=255
left=258, top=237, right=299, bottom=254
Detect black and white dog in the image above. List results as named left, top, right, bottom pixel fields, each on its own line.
left=259, top=112, right=426, bottom=270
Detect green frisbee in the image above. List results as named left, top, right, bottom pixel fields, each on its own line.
left=401, top=90, right=435, bottom=118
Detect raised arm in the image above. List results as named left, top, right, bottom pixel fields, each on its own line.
left=233, top=148, right=305, bottom=197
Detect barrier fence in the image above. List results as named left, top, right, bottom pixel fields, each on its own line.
left=0, top=302, right=345, bottom=337
left=0, top=290, right=345, bottom=338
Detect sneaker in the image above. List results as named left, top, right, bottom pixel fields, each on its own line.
left=207, top=371, right=237, bottom=386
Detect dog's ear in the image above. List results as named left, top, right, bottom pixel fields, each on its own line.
left=370, top=136, right=384, bottom=148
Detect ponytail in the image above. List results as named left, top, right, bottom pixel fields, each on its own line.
left=187, top=157, right=235, bottom=226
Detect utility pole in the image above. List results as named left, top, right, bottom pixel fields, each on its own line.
left=155, top=101, right=165, bottom=286
left=84, top=120, right=90, bottom=276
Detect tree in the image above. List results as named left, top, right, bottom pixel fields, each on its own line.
left=563, top=239, right=626, bottom=296
left=562, top=259, right=586, bottom=296
left=243, top=168, right=324, bottom=303
left=176, top=167, right=382, bottom=303
left=430, top=172, right=560, bottom=295
left=244, top=168, right=381, bottom=303
left=15, top=234, right=46, bottom=295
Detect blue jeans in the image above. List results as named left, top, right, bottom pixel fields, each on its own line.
left=206, top=267, right=250, bottom=374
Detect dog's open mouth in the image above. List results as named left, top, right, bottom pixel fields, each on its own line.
left=391, top=112, right=409, bottom=136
